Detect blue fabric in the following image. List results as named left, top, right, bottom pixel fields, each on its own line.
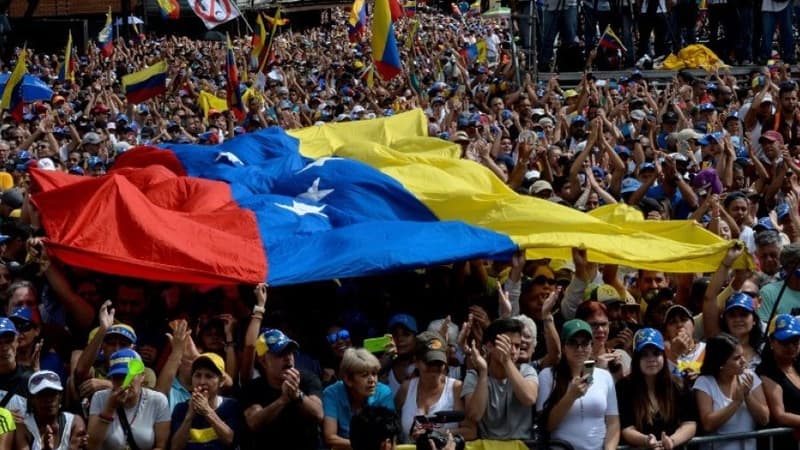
left=322, top=381, right=394, bottom=439
left=163, top=128, right=517, bottom=286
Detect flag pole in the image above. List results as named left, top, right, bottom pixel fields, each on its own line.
left=231, top=1, right=254, bottom=34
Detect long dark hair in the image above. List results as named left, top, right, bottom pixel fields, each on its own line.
left=541, top=353, right=574, bottom=428
left=628, top=348, right=679, bottom=431
left=700, top=333, right=739, bottom=378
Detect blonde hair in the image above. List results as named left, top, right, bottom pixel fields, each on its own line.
left=339, top=348, right=381, bottom=379
left=512, top=314, right=538, bottom=350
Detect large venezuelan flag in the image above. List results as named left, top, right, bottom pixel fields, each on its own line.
left=30, top=110, right=750, bottom=287
left=0, top=48, right=26, bottom=124
left=122, top=61, right=168, bottom=104
left=371, top=0, right=402, bottom=80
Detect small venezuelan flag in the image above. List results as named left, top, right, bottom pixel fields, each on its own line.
left=1, top=48, right=27, bottom=123
left=371, top=0, right=402, bottom=80
left=226, top=34, right=245, bottom=120
left=157, top=0, right=180, bottom=19
left=98, top=8, right=114, bottom=57
left=598, top=25, right=627, bottom=52
left=348, top=0, right=367, bottom=42
left=57, top=31, right=75, bottom=84
left=122, top=61, right=168, bottom=104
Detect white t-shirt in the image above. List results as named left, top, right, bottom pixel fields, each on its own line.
left=536, top=367, right=619, bottom=450
left=692, top=371, right=762, bottom=450
left=89, top=388, right=170, bottom=450
left=763, top=0, right=790, bottom=12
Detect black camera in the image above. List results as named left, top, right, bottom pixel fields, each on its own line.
left=414, top=411, right=465, bottom=450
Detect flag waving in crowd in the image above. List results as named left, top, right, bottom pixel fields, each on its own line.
left=226, top=34, right=245, bottom=120
left=371, top=0, right=402, bottom=80
left=251, top=14, right=268, bottom=71
left=187, top=0, right=241, bottom=29
left=599, top=24, right=627, bottom=52
left=157, top=0, right=180, bottom=19
left=122, top=60, right=168, bottom=104
left=0, top=48, right=26, bottom=123
left=348, top=0, right=368, bottom=42
left=98, top=7, right=114, bottom=57
left=57, top=31, right=75, bottom=84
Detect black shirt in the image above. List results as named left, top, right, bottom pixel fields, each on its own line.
left=757, top=361, right=800, bottom=450
left=616, top=376, right=696, bottom=440
left=239, top=371, right=322, bottom=450
left=0, top=364, right=32, bottom=410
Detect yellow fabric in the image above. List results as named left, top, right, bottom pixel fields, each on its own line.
left=0, top=407, right=15, bottom=434
left=0, top=172, right=13, bottom=190
left=398, top=440, right=528, bottom=450
left=189, top=427, right=219, bottom=444
left=660, top=44, right=727, bottom=71
left=197, top=90, right=228, bottom=119
left=289, top=110, right=752, bottom=273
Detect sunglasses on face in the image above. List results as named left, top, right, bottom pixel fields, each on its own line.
left=532, top=275, right=556, bottom=285
left=11, top=320, right=33, bottom=332
left=326, top=329, right=350, bottom=344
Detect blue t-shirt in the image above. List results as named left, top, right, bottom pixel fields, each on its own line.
left=322, top=381, right=394, bottom=439
left=170, top=397, right=241, bottom=450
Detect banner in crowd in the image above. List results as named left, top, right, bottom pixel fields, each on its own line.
left=187, top=0, right=240, bottom=29
left=31, top=111, right=750, bottom=286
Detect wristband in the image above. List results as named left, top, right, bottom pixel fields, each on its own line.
left=253, top=305, right=266, bottom=314
left=98, top=412, right=114, bottom=423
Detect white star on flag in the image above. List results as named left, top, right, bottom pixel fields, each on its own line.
left=297, top=157, right=342, bottom=173
left=215, top=151, right=245, bottom=166
left=298, top=178, right=334, bottom=202
left=275, top=200, right=328, bottom=218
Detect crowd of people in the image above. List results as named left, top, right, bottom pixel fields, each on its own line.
left=0, top=4, right=799, bottom=450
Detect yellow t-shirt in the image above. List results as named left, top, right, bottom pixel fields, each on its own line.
left=0, top=407, right=16, bottom=434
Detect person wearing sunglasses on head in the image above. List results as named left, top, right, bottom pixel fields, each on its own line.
left=17, top=370, right=86, bottom=450
left=321, top=326, right=353, bottom=387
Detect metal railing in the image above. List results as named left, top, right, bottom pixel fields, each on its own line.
left=523, top=427, right=795, bottom=450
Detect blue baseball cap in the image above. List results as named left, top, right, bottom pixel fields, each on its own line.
left=699, top=102, right=716, bottom=112
left=256, top=329, right=299, bottom=357
left=0, top=318, right=17, bottom=336
left=633, top=328, right=665, bottom=353
left=754, top=217, right=776, bottom=232
left=614, top=145, right=631, bottom=156
left=572, top=115, right=587, bottom=125
left=777, top=203, right=792, bottom=222
left=107, top=349, right=141, bottom=377
left=10, top=306, right=39, bottom=324
left=639, top=162, right=656, bottom=172
left=725, top=292, right=755, bottom=313
left=621, top=177, right=642, bottom=195
left=69, top=166, right=85, bottom=175
left=388, top=313, right=418, bottom=334
left=106, top=323, right=137, bottom=344
left=769, top=314, right=800, bottom=341
left=698, top=132, right=723, bottom=146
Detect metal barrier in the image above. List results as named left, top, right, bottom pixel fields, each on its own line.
left=524, top=427, right=795, bottom=450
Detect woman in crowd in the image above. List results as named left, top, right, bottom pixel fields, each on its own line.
left=87, top=349, right=171, bottom=450
left=323, top=348, right=395, bottom=449
left=694, top=333, right=769, bottom=450
left=170, top=353, right=239, bottom=450
left=575, top=301, right=631, bottom=382
left=395, top=331, right=475, bottom=443
left=321, top=325, right=353, bottom=386
left=382, top=314, right=418, bottom=395
left=512, top=314, right=537, bottom=366
left=757, top=314, right=800, bottom=450
left=616, top=328, right=696, bottom=448
left=17, top=370, right=86, bottom=450
left=537, top=319, right=620, bottom=450
left=702, top=246, right=763, bottom=369
left=663, top=304, right=706, bottom=380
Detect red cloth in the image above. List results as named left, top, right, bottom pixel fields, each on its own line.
left=30, top=163, right=267, bottom=285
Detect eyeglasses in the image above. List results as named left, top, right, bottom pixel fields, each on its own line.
left=11, top=320, right=33, bottom=332
left=532, top=276, right=556, bottom=285
left=742, top=291, right=759, bottom=298
left=30, top=371, right=60, bottom=388
left=326, top=329, right=350, bottom=344
left=587, top=321, right=609, bottom=330
left=566, top=339, right=592, bottom=349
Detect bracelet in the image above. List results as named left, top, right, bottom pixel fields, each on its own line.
left=253, top=305, right=266, bottom=314
left=98, top=412, right=114, bottom=423
left=251, top=313, right=263, bottom=320
left=542, top=316, right=555, bottom=323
